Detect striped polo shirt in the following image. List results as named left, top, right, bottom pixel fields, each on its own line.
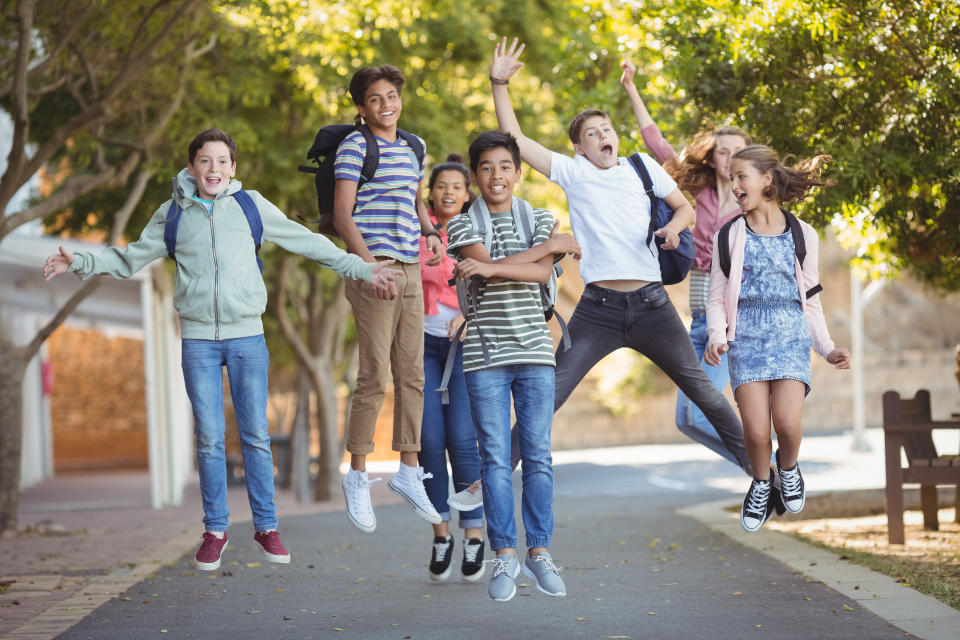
left=446, top=203, right=556, bottom=372
left=334, top=130, right=425, bottom=263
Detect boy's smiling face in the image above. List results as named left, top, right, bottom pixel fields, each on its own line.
left=472, top=146, right=520, bottom=212
left=188, top=141, right=236, bottom=199
left=574, top=115, right=619, bottom=169
left=358, top=78, right=402, bottom=134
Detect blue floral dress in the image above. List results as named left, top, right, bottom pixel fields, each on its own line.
left=727, top=224, right=812, bottom=396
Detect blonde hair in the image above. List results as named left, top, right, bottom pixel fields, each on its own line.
left=732, top=144, right=833, bottom=204
left=665, top=126, right=751, bottom=193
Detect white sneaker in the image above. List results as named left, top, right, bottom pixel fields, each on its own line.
left=387, top=464, right=442, bottom=524
left=447, top=480, right=483, bottom=512
left=342, top=468, right=380, bottom=533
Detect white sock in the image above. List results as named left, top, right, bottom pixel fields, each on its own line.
left=206, top=530, right=225, bottom=539
left=398, top=461, right=418, bottom=475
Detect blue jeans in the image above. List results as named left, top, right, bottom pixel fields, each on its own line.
left=674, top=310, right=738, bottom=464
left=466, top=364, right=554, bottom=551
left=419, top=333, right=482, bottom=529
left=181, top=335, right=277, bottom=532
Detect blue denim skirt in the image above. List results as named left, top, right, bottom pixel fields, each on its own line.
left=728, top=298, right=811, bottom=397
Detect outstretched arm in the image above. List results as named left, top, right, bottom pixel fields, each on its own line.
left=490, top=37, right=554, bottom=178
left=621, top=58, right=676, bottom=164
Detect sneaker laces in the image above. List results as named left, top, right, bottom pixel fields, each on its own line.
left=346, top=473, right=380, bottom=513
left=432, top=537, right=452, bottom=561
left=409, top=468, right=434, bottom=503
left=463, top=540, right=482, bottom=563
left=488, top=556, right=513, bottom=578
left=465, top=480, right=481, bottom=495
left=746, top=480, right=770, bottom=516
left=532, top=554, right=563, bottom=575
left=779, top=465, right=802, bottom=496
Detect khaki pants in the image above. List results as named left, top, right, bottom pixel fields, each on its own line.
left=344, top=261, right=425, bottom=455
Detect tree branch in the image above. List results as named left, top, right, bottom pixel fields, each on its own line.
left=0, top=0, right=39, bottom=211
left=23, top=277, right=105, bottom=361
left=108, top=168, right=153, bottom=245
left=271, top=257, right=321, bottom=392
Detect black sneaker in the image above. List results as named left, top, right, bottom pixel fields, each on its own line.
left=776, top=449, right=805, bottom=513
left=429, top=535, right=454, bottom=582
left=741, top=470, right=776, bottom=532
left=461, top=537, right=486, bottom=582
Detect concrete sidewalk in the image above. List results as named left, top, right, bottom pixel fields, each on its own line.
left=2, top=429, right=958, bottom=639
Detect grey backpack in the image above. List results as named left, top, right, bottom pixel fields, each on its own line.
left=437, top=196, right=571, bottom=404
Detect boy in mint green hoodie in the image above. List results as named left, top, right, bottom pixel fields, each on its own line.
left=42, top=128, right=398, bottom=570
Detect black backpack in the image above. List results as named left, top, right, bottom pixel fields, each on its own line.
left=717, top=211, right=823, bottom=299
left=297, top=124, right=425, bottom=235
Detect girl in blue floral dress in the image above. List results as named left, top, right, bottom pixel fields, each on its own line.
left=705, top=145, right=851, bottom=532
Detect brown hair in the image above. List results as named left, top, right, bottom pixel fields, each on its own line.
left=349, top=64, right=405, bottom=127
left=732, top=144, right=833, bottom=204
left=468, top=131, right=521, bottom=173
left=188, top=129, right=236, bottom=164
left=664, top=126, right=751, bottom=193
left=568, top=109, right=610, bottom=145
left=427, top=153, right=474, bottom=213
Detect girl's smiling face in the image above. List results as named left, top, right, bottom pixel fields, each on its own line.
left=429, top=170, right=469, bottom=221
left=730, top=157, right=772, bottom=212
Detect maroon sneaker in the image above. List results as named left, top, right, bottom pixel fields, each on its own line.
left=194, top=532, right=228, bottom=571
left=254, top=530, right=291, bottom=564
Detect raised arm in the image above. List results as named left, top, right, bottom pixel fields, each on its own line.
left=490, top=37, right=554, bottom=178
left=620, top=58, right=676, bottom=164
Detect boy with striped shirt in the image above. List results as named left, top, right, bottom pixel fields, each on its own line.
left=334, top=64, right=444, bottom=533
left=447, top=131, right=580, bottom=602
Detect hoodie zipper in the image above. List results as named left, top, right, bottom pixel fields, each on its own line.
left=208, top=198, right=221, bottom=341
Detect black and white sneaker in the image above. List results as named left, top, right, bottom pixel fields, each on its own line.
left=429, top=536, right=454, bottom=582
left=776, top=450, right=805, bottom=513
left=741, top=470, right=776, bottom=532
left=460, top=537, right=486, bottom=582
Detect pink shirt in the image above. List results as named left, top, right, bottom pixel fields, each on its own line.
left=419, top=212, right=459, bottom=315
left=705, top=216, right=835, bottom=359
left=640, top=124, right=740, bottom=272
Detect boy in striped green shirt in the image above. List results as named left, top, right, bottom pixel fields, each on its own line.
left=447, top=131, right=580, bottom=602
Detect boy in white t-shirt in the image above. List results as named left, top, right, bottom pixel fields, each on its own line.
left=486, top=38, right=750, bottom=472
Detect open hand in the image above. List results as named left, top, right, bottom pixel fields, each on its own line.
left=42, top=245, right=74, bottom=282
left=704, top=342, right=728, bottom=367
left=654, top=226, right=680, bottom=250
left=826, top=348, right=851, bottom=369
left=370, top=260, right=401, bottom=300
left=491, top=37, right=525, bottom=83
left=620, top=58, right=637, bottom=86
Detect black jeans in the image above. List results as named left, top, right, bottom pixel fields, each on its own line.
left=512, top=283, right=749, bottom=470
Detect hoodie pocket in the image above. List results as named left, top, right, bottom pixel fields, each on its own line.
left=219, top=266, right=267, bottom=324
left=174, top=272, right=216, bottom=324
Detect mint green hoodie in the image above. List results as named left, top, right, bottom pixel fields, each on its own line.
left=70, top=168, right=373, bottom=340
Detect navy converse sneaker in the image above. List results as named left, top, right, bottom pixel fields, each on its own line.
left=460, top=537, right=486, bottom=582
left=741, top=469, right=776, bottom=532
left=429, top=536, right=454, bottom=582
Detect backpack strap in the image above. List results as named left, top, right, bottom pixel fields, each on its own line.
left=396, top=128, right=426, bottom=170
left=356, top=124, right=380, bottom=186
left=437, top=322, right=466, bottom=405
left=233, top=190, right=264, bottom=273
left=164, top=201, right=182, bottom=262
left=513, top=197, right=535, bottom=248
left=783, top=210, right=823, bottom=299
left=627, top=153, right=659, bottom=251
left=718, top=214, right=745, bottom=279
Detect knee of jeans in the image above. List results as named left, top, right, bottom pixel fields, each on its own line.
left=195, top=433, right=225, bottom=456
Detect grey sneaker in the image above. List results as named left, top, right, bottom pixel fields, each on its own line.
left=522, top=551, right=566, bottom=597
left=387, top=465, right=442, bottom=524
left=342, top=469, right=380, bottom=533
left=487, top=553, right=521, bottom=602
left=447, top=480, right=483, bottom=512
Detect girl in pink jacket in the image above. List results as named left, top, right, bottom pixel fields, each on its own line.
left=705, top=145, right=850, bottom=532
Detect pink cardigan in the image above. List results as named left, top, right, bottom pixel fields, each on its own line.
left=705, top=216, right=835, bottom=359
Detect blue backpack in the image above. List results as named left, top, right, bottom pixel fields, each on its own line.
left=626, top=153, right=695, bottom=285
left=164, top=190, right=263, bottom=272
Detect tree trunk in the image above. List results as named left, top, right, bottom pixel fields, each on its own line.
left=289, top=370, right=312, bottom=503
left=312, top=363, right=340, bottom=502
left=0, top=333, right=28, bottom=533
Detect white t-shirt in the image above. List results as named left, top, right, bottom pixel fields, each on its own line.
left=423, top=301, right=460, bottom=338
left=549, top=152, right=678, bottom=284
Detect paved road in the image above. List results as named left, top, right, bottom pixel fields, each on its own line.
left=57, top=449, right=912, bottom=640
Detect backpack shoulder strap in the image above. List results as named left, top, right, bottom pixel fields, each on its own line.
left=396, top=129, right=426, bottom=169
left=783, top=210, right=823, bottom=299
left=357, top=125, right=380, bottom=186
left=466, top=200, right=492, bottom=254
left=513, top=198, right=535, bottom=248
left=164, top=200, right=182, bottom=262
left=233, top=190, right=264, bottom=273
left=717, top=214, right=745, bottom=279
left=627, top=153, right=660, bottom=247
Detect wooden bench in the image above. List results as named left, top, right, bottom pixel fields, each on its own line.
left=882, top=389, right=960, bottom=544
